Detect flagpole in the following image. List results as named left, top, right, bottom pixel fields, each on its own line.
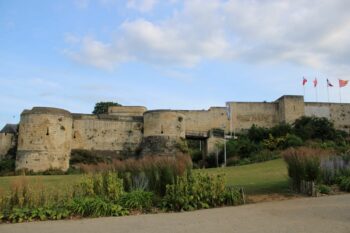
left=327, top=84, right=330, bottom=102
left=302, top=76, right=306, bottom=97
left=339, top=86, right=342, bottom=103
left=315, top=85, right=318, bottom=102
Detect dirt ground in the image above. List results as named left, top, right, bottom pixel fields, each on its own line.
left=1, top=194, right=350, bottom=233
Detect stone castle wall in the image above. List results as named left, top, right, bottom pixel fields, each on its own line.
left=0, top=133, right=15, bottom=160
left=16, top=107, right=73, bottom=172
left=71, top=114, right=143, bottom=154
left=108, top=106, right=147, bottom=116
left=227, top=95, right=307, bottom=133
left=305, top=102, right=350, bottom=132
left=179, top=107, right=229, bottom=133
left=227, top=102, right=279, bottom=133
left=277, top=95, right=305, bottom=123
left=3, top=95, right=350, bottom=172
left=141, top=110, right=186, bottom=156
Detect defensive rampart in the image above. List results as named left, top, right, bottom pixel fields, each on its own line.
left=0, top=95, right=349, bottom=172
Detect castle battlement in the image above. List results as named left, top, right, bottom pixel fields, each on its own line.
left=1, top=95, right=350, bottom=172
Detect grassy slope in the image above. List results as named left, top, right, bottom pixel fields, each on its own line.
left=0, top=159, right=289, bottom=195
left=198, top=159, right=289, bottom=195
left=0, top=174, right=82, bottom=193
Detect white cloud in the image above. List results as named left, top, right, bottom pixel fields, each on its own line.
left=126, top=0, right=158, bottom=12
left=64, top=37, right=132, bottom=70
left=64, top=33, right=81, bottom=44
left=65, top=0, right=350, bottom=76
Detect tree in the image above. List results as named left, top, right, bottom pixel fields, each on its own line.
left=92, top=102, right=122, bottom=114
left=293, top=116, right=336, bottom=141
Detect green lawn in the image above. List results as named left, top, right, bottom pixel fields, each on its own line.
left=197, top=159, right=289, bottom=195
left=0, top=174, right=82, bottom=193
left=0, top=159, right=289, bottom=196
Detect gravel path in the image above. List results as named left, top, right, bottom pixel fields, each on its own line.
left=1, top=194, right=350, bottom=233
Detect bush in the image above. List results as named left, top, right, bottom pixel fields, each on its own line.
left=317, top=184, right=331, bottom=194
left=1, top=206, right=71, bottom=223
left=162, top=173, right=244, bottom=211
left=271, top=123, right=292, bottom=138
left=226, top=156, right=240, bottom=166
left=74, top=171, right=124, bottom=202
left=74, top=154, right=192, bottom=196
left=262, top=134, right=286, bottom=150
left=0, top=159, right=15, bottom=176
left=293, top=116, right=336, bottom=141
left=282, top=147, right=329, bottom=191
left=226, top=136, right=261, bottom=159
left=283, top=134, right=303, bottom=148
left=248, top=125, right=269, bottom=143
left=252, top=150, right=279, bottom=162
left=119, top=190, right=154, bottom=211
left=70, top=197, right=128, bottom=217
left=338, top=176, right=350, bottom=192
left=320, top=155, right=350, bottom=185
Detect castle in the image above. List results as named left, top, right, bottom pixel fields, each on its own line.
left=1, top=95, right=350, bottom=172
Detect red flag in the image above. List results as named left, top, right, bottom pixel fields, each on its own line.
left=339, top=79, right=349, bottom=88
left=302, top=77, right=307, bottom=86
left=313, top=78, right=318, bottom=87
left=327, top=79, right=333, bottom=87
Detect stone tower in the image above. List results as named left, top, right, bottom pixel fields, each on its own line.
left=16, top=107, right=73, bottom=172
left=141, top=110, right=187, bottom=156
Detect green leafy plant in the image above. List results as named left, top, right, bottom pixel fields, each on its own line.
left=317, top=184, right=331, bottom=194
left=119, top=190, right=154, bottom=211
left=282, top=147, right=329, bottom=191
left=75, top=171, right=124, bottom=201
left=162, top=173, right=244, bottom=211
left=70, top=197, right=128, bottom=217
left=338, top=176, right=350, bottom=192
left=92, top=101, right=122, bottom=114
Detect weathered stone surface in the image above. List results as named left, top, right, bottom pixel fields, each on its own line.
left=108, top=106, right=147, bottom=116
left=16, top=107, right=73, bottom=172
left=3, top=95, right=350, bottom=172
left=140, top=136, right=188, bottom=156
left=0, top=133, right=15, bottom=160
left=144, top=111, right=186, bottom=138
left=71, top=114, right=143, bottom=154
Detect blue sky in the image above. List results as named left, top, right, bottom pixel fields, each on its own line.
left=1, top=0, right=350, bottom=126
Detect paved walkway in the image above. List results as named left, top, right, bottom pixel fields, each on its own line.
left=1, top=194, right=350, bottom=233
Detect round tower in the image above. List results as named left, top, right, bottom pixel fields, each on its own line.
left=16, top=107, right=73, bottom=172
left=141, top=110, right=187, bottom=156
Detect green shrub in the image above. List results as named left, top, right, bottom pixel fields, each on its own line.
left=317, top=184, right=331, bottom=194
left=119, top=190, right=154, bottom=211
left=190, top=149, right=203, bottom=164
left=248, top=125, right=269, bottom=143
left=226, top=136, right=260, bottom=159
left=282, top=147, right=328, bottom=191
left=237, top=158, right=252, bottom=166
left=252, top=150, right=279, bottom=162
left=70, top=150, right=106, bottom=165
left=271, top=123, right=292, bottom=138
left=262, top=134, right=286, bottom=150
left=74, top=171, right=124, bottom=201
left=0, top=159, right=15, bottom=175
left=162, top=173, right=244, bottom=211
left=293, top=116, right=337, bottom=141
left=70, top=197, right=128, bottom=217
left=1, top=206, right=71, bottom=223
left=320, top=154, right=350, bottom=185
left=76, top=154, right=192, bottom=196
left=226, top=157, right=240, bottom=166
left=338, top=176, right=350, bottom=192
left=283, top=134, right=303, bottom=148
